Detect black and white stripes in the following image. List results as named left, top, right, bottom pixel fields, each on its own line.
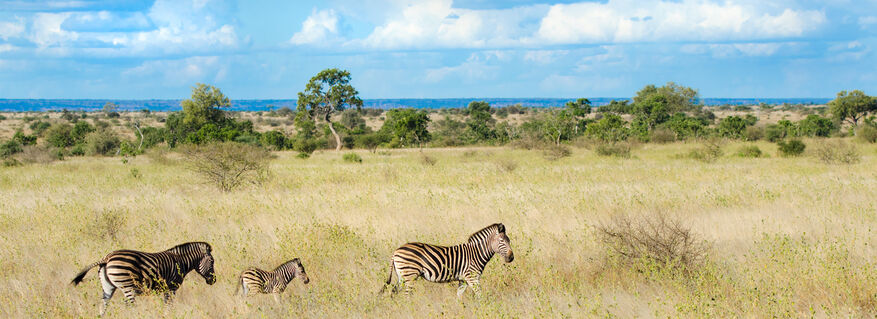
left=238, top=258, right=309, bottom=298
left=71, top=242, right=216, bottom=316
left=380, top=223, right=514, bottom=297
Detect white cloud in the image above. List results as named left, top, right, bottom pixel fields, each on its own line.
left=30, top=13, right=78, bottom=47
left=523, top=50, right=568, bottom=64
left=290, top=9, right=340, bottom=45
left=860, top=16, right=877, bottom=28
left=0, top=44, right=17, bottom=53
left=0, top=17, right=26, bottom=40
left=536, top=1, right=825, bottom=44
left=680, top=42, right=790, bottom=58
left=359, top=0, right=547, bottom=49
left=123, top=56, right=225, bottom=85
left=424, top=52, right=496, bottom=83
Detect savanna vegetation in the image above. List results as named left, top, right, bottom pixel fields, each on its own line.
left=0, top=70, right=876, bottom=317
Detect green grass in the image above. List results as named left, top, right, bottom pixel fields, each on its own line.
left=0, top=141, right=875, bottom=317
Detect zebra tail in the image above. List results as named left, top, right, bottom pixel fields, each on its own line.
left=71, top=262, right=102, bottom=286
left=378, top=259, right=394, bottom=295
left=235, top=275, right=243, bottom=296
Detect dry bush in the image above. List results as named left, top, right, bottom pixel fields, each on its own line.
left=460, top=150, right=479, bottom=158
left=686, top=139, right=724, bottom=163
left=419, top=153, right=437, bottom=166
left=541, top=144, right=571, bottom=160
left=145, top=145, right=176, bottom=165
left=15, top=145, right=59, bottom=164
left=813, top=140, right=861, bottom=165
left=597, top=214, right=709, bottom=269
left=736, top=145, right=765, bottom=158
left=181, top=142, right=273, bottom=192
left=508, top=136, right=544, bottom=150
left=595, top=142, right=632, bottom=158
left=494, top=158, right=518, bottom=172
left=649, top=128, right=676, bottom=144
left=87, top=209, right=127, bottom=241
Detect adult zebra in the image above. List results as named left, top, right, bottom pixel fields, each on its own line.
left=380, top=223, right=514, bottom=298
left=71, top=242, right=217, bottom=316
left=237, top=258, right=309, bottom=302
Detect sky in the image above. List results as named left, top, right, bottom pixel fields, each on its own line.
left=0, top=0, right=875, bottom=99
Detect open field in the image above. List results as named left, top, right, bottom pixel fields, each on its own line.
left=1, top=141, right=875, bottom=318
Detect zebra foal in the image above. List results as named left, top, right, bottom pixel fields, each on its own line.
left=237, top=258, right=309, bottom=301
left=71, top=242, right=217, bottom=316
left=380, top=223, right=514, bottom=298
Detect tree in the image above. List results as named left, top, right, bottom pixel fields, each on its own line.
left=565, top=98, right=591, bottom=135
left=829, top=90, right=876, bottom=128
left=464, top=101, right=495, bottom=142
left=181, top=83, right=231, bottom=129
left=381, top=108, right=431, bottom=148
left=633, top=82, right=700, bottom=114
left=103, top=102, right=118, bottom=113
left=297, top=68, right=363, bottom=151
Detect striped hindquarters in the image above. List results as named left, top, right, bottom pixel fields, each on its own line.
left=392, top=243, right=464, bottom=283
left=103, top=250, right=185, bottom=294
left=240, top=268, right=275, bottom=295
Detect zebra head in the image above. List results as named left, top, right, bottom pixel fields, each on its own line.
left=491, top=223, right=514, bottom=263
left=293, top=258, right=309, bottom=285
left=196, top=244, right=217, bottom=285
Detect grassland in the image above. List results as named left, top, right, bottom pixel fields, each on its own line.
left=0, top=140, right=875, bottom=318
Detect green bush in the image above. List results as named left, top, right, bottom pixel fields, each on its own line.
left=595, top=142, right=632, bottom=158
left=29, top=121, right=51, bottom=136
left=12, top=131, right=36, bottom=146
left=736, top=145, right=764, bottom=158
left=777, top=139, right=806, bottom=157
left=70, top=144, right=86, bottom=156
left=260, top=130, right=290, bottom=150
left=71, top=121, right=95, bottom=142
left=45, top=124, right=75, bottom=148
left=797, top=115, right=836, bottom=137
left=342, top=153, right=362, bottom=163
left=1, top=140, right=23, bottom=157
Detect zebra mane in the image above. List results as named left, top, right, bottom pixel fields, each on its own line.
left=166, top=242, right=211, bottom=255
left=467, top=223, right=502, bottom=243
left=274, top=258, right=300, bottom=272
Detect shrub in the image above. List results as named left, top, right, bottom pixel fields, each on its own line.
left=296, top=152, right=310, bottom=159
left=597, top=214, right=708, bottom=269
left=45, top=124, right=75, bottom=148
left=16, top=145, right=58, bottom=164
left=595, top=142, right=632, bottom=158
left=1, top=140, right=23, bottom=157
left=71, top=121, right=95, bottom=142
left=797, top=114, right=836, bottom=137
left=542, top=144, right=571, bottom=160
left=12, top=131, right=37, bottom=146
left=342, top=153, right=362, bottom=163
left=70, top=144, right=86, bottom=156
left=260, top=130, right=290, bottom=150
left=495, top=159, right=518, bottom=172
left=84, top=130, right=121, bottom=156
left=29, top=121, right=51, bottom=136
left=649, top=128, right=676, bottom=144
left=736, top=145, right=764, bottom=158
left=777, top=139, right=806, bottom=157
left=687, top=139, right=723, bottom=163
left=87, top=210, right=127, bottom=241
left=419, top=154, right=437, bottom=166
left=744, top=126, right=764, bottom=141
left=813, top=140, right=861, bottom=164
left=181, top=142, right=273, bottom=192
left=857, top=123, right=877, bottom=143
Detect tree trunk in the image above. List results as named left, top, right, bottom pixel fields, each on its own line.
left=328, top=120, right=342, bottom=151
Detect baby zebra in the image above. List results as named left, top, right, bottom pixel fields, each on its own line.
left=380, top=223, right=514, bottom=298
left=71, top=242, right=216, bottom=316
left=238, top=258, right=309, bottom=301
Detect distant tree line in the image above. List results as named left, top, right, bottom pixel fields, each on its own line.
left=2, top=69, right=876, bottom=164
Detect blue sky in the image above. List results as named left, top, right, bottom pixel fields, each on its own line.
left=0, top=0, right=875, bottom=99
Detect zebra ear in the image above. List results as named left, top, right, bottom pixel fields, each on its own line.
left=497, top=223, right=505, bottom=233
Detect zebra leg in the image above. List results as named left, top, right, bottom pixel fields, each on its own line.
left=273, top=294, right=280, bottom=304
left=456, top=281, right=467, bottom=298
left=163, top=291, right=174, bottom=304
left=464, top=273, right=482, bottom=299
left=98, top=267, right=115, bottom=317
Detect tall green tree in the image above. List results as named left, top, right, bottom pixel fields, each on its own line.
left=633, top=82, right=700, bottom=114
left=297, top=68, right=363, bottom=151
left=464, top=101, right=495, bottom=142
left=181, top=83, right=231, bottom=128
left=565, top=98, right=591, bottom=135
left=829, top=90, right=876, bottom=128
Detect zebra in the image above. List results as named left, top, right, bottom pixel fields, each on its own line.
left=71, top=242, right=217, bottom=316
left=237, top=258, right=309, bottom=302
left=379, top=223, right=514, bottom=298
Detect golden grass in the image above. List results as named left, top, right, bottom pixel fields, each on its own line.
left=0, top=140, right=875, bottom=318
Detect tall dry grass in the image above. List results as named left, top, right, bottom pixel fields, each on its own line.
left=0, top=141, right=875, bottom=317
